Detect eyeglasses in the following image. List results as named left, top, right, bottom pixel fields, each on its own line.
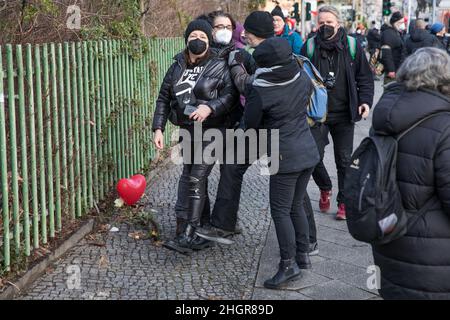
left=214, top=25, right=233, bottom=31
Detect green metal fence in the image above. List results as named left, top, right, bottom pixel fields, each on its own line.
left=0, top=37, right=184, bottom=271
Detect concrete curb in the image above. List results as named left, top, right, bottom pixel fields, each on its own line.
left=0, top=219, right=94, bottom=300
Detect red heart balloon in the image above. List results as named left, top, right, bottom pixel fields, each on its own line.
left=116, top=174, right=147, bottom=205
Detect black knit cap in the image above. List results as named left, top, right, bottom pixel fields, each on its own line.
left=271, top=6, right=284, bottom=20
left=244, top=11, right=274, bottom=39
left=390, top=11, right=404, bottom=25
left=184, top=19, right=213, bottom=44
left=253, top=37, right=292, bottom=68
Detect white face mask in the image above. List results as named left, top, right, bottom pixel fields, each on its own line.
left=215, top=29, right=233, bottom=45
left=397, top=23, right=406, bottom=31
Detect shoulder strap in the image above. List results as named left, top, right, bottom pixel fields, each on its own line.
left=397, top=112, right=450, bottom=141
left=306, top=37, right=315, bottom=60
left=347, top=35, right=357, bottom=60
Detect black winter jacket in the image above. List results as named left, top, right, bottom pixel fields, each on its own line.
left=372, top=82, right=450, bottom=300
left=405, top=29, right=444, bottom=56
left=380, top=25, right=406, bottom=73
left=152, top=50, right=238, bottom=132
left=211, top=41, right=256, bottom=127
left=300, top=31, right=374, bottom=123
left=244, top=60, right=320, bottom=174
left=367, top=28, right=381, bottom=50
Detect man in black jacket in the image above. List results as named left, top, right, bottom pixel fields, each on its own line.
left=300, top=5, right=374, bottom=221
left=380, top=12, right=407, bottom=84
left=405, top=19, right=444, bottom=56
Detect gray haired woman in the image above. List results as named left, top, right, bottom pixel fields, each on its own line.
left=371, top=47, right=450, bottom=299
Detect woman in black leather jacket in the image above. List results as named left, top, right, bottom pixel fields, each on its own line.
left=152, top=19, right=238, bottom=253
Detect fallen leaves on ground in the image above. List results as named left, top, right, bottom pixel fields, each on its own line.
left=98, top=255, right=109, bottom=269
left=128, top=231, right=147, bottom=240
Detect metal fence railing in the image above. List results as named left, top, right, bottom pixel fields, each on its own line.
left=0, top=37, right=184, bottom=271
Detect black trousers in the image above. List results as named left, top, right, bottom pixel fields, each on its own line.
left=270, top=168, right=314, bottom=260
left=211, top=126, right=259, bottom=231
left=175, top=164, right=212, bottom=226
left=303, top=192, right=316, bottom=243
left=174, top=132, right=220, bottom=227
left=323, top=121, right=355, bottom=204
left=211, top=162, right=250, bottom=231
left=310, top=124, right=332, bottom=192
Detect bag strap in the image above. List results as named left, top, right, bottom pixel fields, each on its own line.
left=407, top=196, right=439, bottom=230
left=397, top=112, right=450, bottom=141
left=347, top=35, right=357, bottom=60
left=306, top=37, right=315, bottom=60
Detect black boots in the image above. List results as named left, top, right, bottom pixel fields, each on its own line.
left=296, top=252, right=312, bottom=269
left=165, top=220, right=215, bottom=254
left=163, top=224, right=196, bottom=254
left=264, top=259, right=301, bottom=289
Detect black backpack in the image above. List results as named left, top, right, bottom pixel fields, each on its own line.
left=343, top=114, right=442, bottom=245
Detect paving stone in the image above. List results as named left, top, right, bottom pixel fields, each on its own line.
left=299, top=280, right=377, bottom=300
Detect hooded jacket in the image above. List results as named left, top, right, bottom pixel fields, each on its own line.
left=152, top=49, right=238, bottom=131
left=371, top=82, right=450, bottom=300
left=405, top=28, right=444, bottom=56
left=244, top=38, right=319, bottom=173
left=276, top=24, right=303, bottom=55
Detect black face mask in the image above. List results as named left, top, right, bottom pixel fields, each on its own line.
left=188, top=39, right=207, bottom=55
left=319, top=25, right=336, bottom=40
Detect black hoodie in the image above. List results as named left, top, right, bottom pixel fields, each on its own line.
left=405, top=28, right=443, bottom=56
left=371, top=82, right=450, bottom=300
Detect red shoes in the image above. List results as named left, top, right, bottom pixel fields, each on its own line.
left=319, top=190, right=332, bottom=213
left=336, top=203, right=347, bottom=220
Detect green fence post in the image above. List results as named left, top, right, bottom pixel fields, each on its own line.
left=88, top=42, right=99, bottom=202
left=107, top=40, right=118, bottom=185
left=26, top=44, right=39, bottom=249
left=93, top=41, right=103, bottom=199
left=99, top=41, right=108, bottom=192
left=83, top=42, right=93, bottom=209
left=119, top=41, right=127, bottom=179
left=16, top=44, right=31, bottom=255
left=57, top=43, right=69, bottom=223
left=42, top=44, right=55, bottom=238
left=65, top=43, right=76, bottom=220
left=71, top=43, right=82, bottom=218
left=50, top=43, right=62, bottom=232
left=113, top=41, right=124, bottom=180
left=6, top=44, right=21, bottom=254
left=35, top=45, right=48, bottom=244
left=0, top=45, right=11, bottom=270
left=76, top=43, right=87, bottom=214
left=103, top=40, right=113, bottom=188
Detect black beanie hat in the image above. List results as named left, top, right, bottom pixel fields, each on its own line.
left=184, top=19, right=213, bottom=44
left=271, top=6, right=285, bottom=20
left=390, top=12, right=404, bottom=26
left=253, top=37, right=292, bottom=68
left=244, top=11, right=275, bottom=39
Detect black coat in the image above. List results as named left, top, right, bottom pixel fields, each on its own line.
left=380, top=25, right=406, bottom=73
left=152, top=50, right=238, bottom=131
left=372, top=82, right=450, bottom=300
left=300, top=31, right=374, bottom=123
left=244, top=60, right=320, bottom=174
left=405, top=29, right=444, bottom=56
left=211, top=41, right=256, bottom=127
left=367, top=28, right=381, bottom=50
